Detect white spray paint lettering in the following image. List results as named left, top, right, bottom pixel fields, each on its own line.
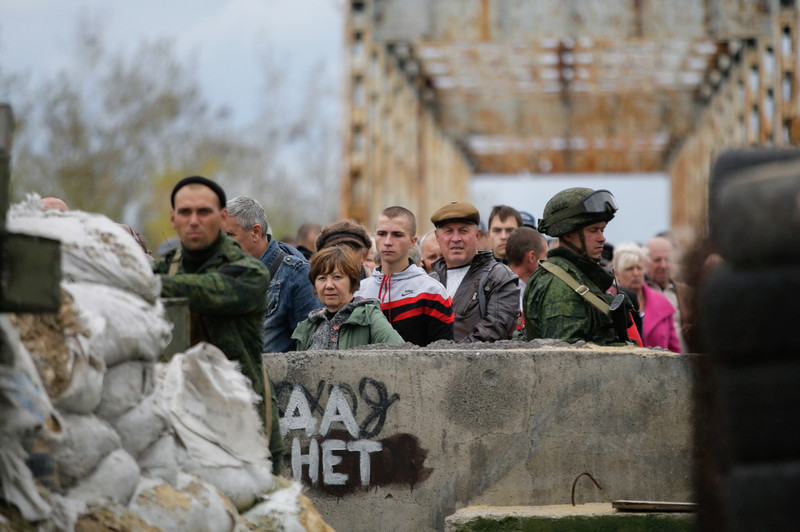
left=280, top=384, right=387, bottom=486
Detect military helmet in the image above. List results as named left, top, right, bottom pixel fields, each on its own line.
left=538, top=187, right=618, bottom=237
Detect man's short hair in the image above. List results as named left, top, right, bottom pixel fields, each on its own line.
left=309, top=245, right=362, bottom=293
left=171, top=176, right=226, bottom=208
left=381, top=206, right=416, bottom=236
left=227, top=196, right=269, bottom=239
left=296, top=222, right=322, bottom=243
left=418, top=229, right=435, bottom=249
left=488, top=205, right=523, bottom=229
left=506, top=227, right=547, bottom=266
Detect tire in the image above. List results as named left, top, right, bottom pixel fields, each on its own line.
left=708, top=148, right=800, bottom=267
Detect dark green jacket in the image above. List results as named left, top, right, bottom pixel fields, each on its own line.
left=523, top=246, right=618, bottom=345
left=154, top=232, right=284, bottom=472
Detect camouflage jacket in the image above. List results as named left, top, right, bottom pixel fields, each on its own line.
left=523, top=246, right=618, bottom=345
left=154, top=233, right=284, bottom=472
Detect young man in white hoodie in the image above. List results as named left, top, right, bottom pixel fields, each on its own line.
left=356, top=206, right=454, bottom=345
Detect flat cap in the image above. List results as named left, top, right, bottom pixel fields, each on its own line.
left=430, top=201, right=481, bottom=227
left=316, top=219, right=372, bottom=251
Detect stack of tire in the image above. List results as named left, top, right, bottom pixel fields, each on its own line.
left=696, top=149, right=800, bottom=530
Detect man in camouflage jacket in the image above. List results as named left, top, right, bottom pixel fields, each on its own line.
left=524, top=187, right=629, bottom=345
left=153, top=175, right=284, bottom=473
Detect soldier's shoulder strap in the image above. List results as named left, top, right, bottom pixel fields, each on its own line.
left=168, top=248, right=182, bottom=275
left=538, top=260, right=610, bottom=315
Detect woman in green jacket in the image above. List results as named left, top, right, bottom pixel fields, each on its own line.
left=292, top=246, right=403, bottom=350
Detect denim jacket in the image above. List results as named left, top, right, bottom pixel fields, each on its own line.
left=260, top=238, right=320, bottom=352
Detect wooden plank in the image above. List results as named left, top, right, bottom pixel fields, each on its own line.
left=612, top=500, right=698, bottom=513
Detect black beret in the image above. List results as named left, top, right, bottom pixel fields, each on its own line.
left=171, top=176, right=226, bottom=209
left=430, top=201, right=481, bottom=228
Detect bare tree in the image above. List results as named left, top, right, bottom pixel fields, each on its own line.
left=2, top=14, right=342, bottom=249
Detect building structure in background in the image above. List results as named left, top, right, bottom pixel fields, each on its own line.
left=342, top=0, right=800, bottom=247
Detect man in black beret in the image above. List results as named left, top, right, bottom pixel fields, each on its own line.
left=153, top=176, right=284, bottom=473
left=428, top=201, right=520, bottom=343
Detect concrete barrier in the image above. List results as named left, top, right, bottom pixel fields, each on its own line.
left=263, top=343, right=693, bottom=531
left=445, top=503, right=694, bottom=531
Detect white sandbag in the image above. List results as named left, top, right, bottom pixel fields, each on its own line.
left=161, top=343, right=270, bottom=468
left=0, top=316, right=61, bottom=438
left=9, top=290, right=106, bottom=415
left=7, top=195, right=161, bottom=302
left=138, top=433, right=178, bottom=486
left=128, top=473, right=237, bottom=532
left=67, top=448, right=140, bottom=507
left=241, top=480, right=306, bottom=532
left=64, top=282, right=171, bottom=367
left=49, top=413, right=121, bottom=488
left=0, top=439, right=52, bottom=521
left=175, top=442, right=273, bottom=512
left=51, top=333, right=105, bottom=415
left=110, top=388, right=170, bottom=459
left=95, top=360, right=156, bottom=421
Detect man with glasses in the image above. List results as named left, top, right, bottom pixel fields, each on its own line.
left=523, top=187, right=634, bottom=344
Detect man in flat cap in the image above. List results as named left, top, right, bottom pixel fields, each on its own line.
left=429, top=201, right=519, bottom=343
left=153, top=175, right=284, bottom=473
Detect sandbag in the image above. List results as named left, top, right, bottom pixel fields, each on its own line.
left=138, top=433, right=179, bottom=487
left=65, top=282, right=171, bottom=367
left=49, top=413, right=121, bottom=488
left=110, top=388, right=170, bottom=459
left=95, top=360, right=156, bottom=421
left=128, top=473, right=237, bottom=532
left=7, top=196, right=161, bottom=302
left=67, top=448, right=140, bottom=507
left=175, top=442, right=273, bottom=512
left=161, top=343, right=270, bottom=468
left=0, top=316, right=61, bottom=438
left=9, top=290, right=106, bottom=415
left=241, top=479, right=308, bottom=532
left=0, top=439, right=52, bottom=521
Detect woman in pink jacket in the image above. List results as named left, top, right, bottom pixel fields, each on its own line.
left=612, top=243, right=682, bottom=353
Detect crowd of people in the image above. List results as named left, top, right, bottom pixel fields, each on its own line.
left=41, top=176, right=698, bottom=472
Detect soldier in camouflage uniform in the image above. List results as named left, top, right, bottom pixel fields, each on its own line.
left=523, top=187, right=629, bottom=345
left=153, top=176, right=284, bottom=473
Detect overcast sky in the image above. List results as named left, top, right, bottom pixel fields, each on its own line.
left=471, top=173, right=670, bottom=247
left=1, top=1, right=669, bottom=245
left=0, top=0, right=344, bottom=126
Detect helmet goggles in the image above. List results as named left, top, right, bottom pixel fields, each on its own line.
left=543, top=189, right=618, bottom=228
left=580, top=190, right=618, bottom=214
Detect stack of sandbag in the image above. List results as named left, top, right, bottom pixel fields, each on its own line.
left=1, top=196, right=332, bottom=531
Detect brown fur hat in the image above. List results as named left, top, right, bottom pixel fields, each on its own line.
left=315, top=219, right=372, bottom=251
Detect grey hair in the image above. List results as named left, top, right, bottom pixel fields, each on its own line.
left=612, top=242, right=649, bottom=272
left=418, top=229, right=436, bottom=249
left=226, top=195, right=269, bottom=240
left=409, top=242, right=422, bottom=265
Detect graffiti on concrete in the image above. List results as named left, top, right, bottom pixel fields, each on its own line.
left=276, top=378, right=432, bottom=495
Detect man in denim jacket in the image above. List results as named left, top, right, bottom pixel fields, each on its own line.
left=224, top=195, right=320, bottom=352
